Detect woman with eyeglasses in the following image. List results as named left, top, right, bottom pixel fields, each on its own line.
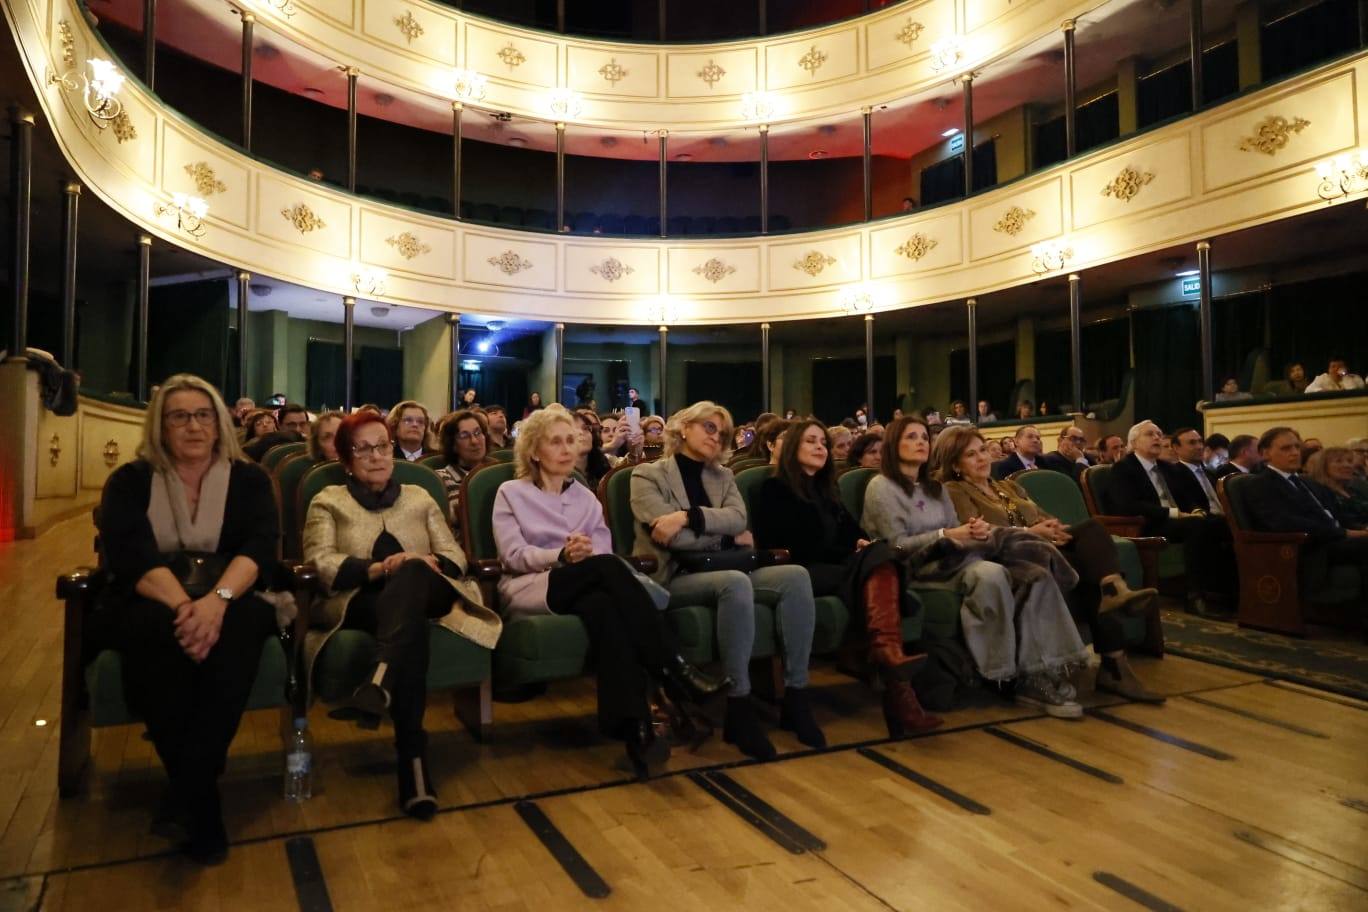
left=631, top=402, right=823, bottom=761
left=303, top=411, right=502, bottom=821
left=96, top=375, right=281, bottom=864
left=387, top=400, right=437, bottom=461
left=435, top=409, right=492, bottom=535
left=930, top=425, right=1163, bottom=704
left=572, top=408, right=614, bottom=490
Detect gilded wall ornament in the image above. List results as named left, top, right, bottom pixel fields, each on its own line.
left=58, top=19, right=75, bottom=68
left=393, top=11, right=424, bottom=44
left=110, top=111, right=137, bottom=143
left=895, top=233, right=938, bottom=261
left=591, top=257, right=634, bottom=282
left=102, top=439, right=120, bottom=467
left=793, top=251, right=836, bottom=276
left=798, top=45, right=827, bottom=77
left=488, top=250, right=532, bottom=275
left=497, top=44, right=526, bottom=70
left=184, top=162, right=227, bottom=197
left=281, top=203, right=325, bottom=234
left=692, top=258, right=736, bottom=283
left=49, top=434, right=61, bottom=467
left=386, top=232, right=431, bottom=260
left=697, top=59, right=726, bottom=89
left=599, top=59, right=628, bottom=86
left=993, top=206, right=1035, bottom=236
left=1100, top=166, right=1155, bottom=202
left=895, top=19, right=925, bottom=48
left=1238, top=115, right=1310, bottom=155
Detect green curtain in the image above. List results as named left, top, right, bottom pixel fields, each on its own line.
left=147, top=279, right=230, bottom=392
left=951, top=340, right=1015, bottom=414
left=1133, top=305, right=1200, bottom=433
left=306, top=340, right=347, bottom=411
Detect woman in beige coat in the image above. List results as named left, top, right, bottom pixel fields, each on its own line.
left=304, top=411, right=500, bottom=820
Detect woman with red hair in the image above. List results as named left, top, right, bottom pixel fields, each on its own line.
left=303, top=412, right=502, bottom=820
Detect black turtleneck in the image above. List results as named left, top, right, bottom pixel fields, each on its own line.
left=674, top=453, right=711, bottom=534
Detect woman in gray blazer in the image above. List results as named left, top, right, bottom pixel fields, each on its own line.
left=631, top=401, right=822, bottom=760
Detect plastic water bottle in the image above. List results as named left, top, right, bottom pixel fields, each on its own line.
left=284, top=717, right=313, bottom=801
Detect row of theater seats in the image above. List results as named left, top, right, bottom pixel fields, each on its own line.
left=56, top=441, right=1167, bottom=796
left=353, top=186, right=794, bottom=235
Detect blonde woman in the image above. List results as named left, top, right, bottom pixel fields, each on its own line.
left=1305, top=448, right=1368, bottom=530
left=631, top=401, right=823, bottom=760
left=386, top=400, right=437, bottom=461
left=307, top=410, right=344, bottom=462
left=96, top=375, right=280, bottom=864
left=492, top=405, right=727, bottom=778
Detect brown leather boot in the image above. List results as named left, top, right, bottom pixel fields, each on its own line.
left=863, top=563, right=926, bottom=672
left=882, top=677, right=944, bottom=737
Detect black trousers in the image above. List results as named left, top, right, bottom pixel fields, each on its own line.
left=1160, top=513, right=1236, bottom=598
left=344, top=559, right=452, bottom=750
left=1062, top=519, right=1126, bottom=655
left=1308, top=536, right=1368, bottom=608
left=117, top=594, right=276, bottom=797
left=547, top=555, right=676, bottom=738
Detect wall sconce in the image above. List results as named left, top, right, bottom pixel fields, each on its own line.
left=49, top=57, right=126, bottom=128
left=452, top=68, right=488, bottom=103
left=1030, top=239, right=1074, bottom=274
left=840, top=284, right=876, bottom=314
left=740, top=91, right=778, bottom=123
left=546, top=88, right=583, bottom=121
left=643, top=296, right=679, bottom=326
left=261, top=0, right=297, bottom=17
left=156, top=192, right=208, bottom=237
left=1316, top=151, right=1368, bottom=202
left=929, top=37, right=964, bottom=73
left=352, top=267, right=388, bottom=296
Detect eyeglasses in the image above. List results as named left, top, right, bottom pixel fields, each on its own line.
left=352, top=443, right=393, bottom=460
left=400, top=416, right=427, bottom=426
left=1063, top=435, right=1088, bottom=445
left=456, top=428, right=485, bottom=442
left=695, top=420, right=722, bottom=438
left=164, top=408, right=216, bottom=428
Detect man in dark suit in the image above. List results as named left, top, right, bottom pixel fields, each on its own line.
left=992, top=425, right=1043, bottom=479
left=1102, top=420, right=1236, bottom=616
left=1245, top=426, right=1368, bottom=606
left=1213, top=434, right=1260, bottom=480
left=1171, top=427, right=1224, bottom=515
left=1038, top=426, right=1091, bottom=483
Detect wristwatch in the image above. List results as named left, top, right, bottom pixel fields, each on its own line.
left=214, top=586, right=236, bottom=602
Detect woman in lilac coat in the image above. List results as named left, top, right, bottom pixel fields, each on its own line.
left=491, top=405, right=727, bottom=777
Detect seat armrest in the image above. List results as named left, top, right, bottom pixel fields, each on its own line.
left=1236, top=530, right=1309, bottom=545
left=627, top=555, right=658, bottom=574
left=56, top=567, right=104, bottom=602
left=285, top=560, right=321, bottom=591
left=760, top=548, right=791, bottom=566
left=471, top=558, right=504, bottom=580
left=1125, top=536, right=1167, bottom=552
left=1094, top=515, right=1145, bottom=538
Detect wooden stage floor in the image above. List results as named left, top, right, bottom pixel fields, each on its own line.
left=2, top=515, right=1365, bottom=911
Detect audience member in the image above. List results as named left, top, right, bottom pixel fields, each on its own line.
left=493, top=405, right=726, bottom=778
left=242, top=429, right=302, bottom=463
left=977, top=400, right=998, bottom=423
left=625, top=387, right=644, bottom=411
left=435, top=410, right=491, bottom=531
left=277, top=403, right=310, bottom=436
left=98, top=375, right=279, bottom=863
left=829, top=425, right=854, bottom=464
left=992, top=425, right=1044, bottom=479
left=303, top=411, right=500, bottom=822
left=387, top=401, right=436, bottom=461
left=1170, top=428, right=1224, bottom=515
left=986, top=439, right=1003, bottom=460
left=308, top=410, right=344, bottom=462
left=1283, top=362, right=1309, bottom=395
left=933, top=426, right=1162, bottom=702
left=1305, top=448, right=1368, bottom=530
left=783, top=409, right=798, bottom=420
left=1001, top=436, right=1017, bottom=455
left=854, top=406, right=870, bottom=429
left=1038, top=401, right=1054, bottom=416
left=1214, top=378, right=1252, bottom=401
left=231, top=397, right=255, bottom=427
left=459, top=388, right=479, bottom=408
left=849, top=432, right=884, bottom=468
left=1159, top=435, right=1177, bottom=463
left=484, top=406, right=510, bottom=449
left=1039, top=426, right=1091, bottom=482
left=572, top=409, right=614, bottom=490
left=1015, top=401, right=1034, bottom=420
left=754, top=419, right=942, bottom=736
left=241, top=408, right=277, bottom=441
left=945, top=401, right=973, bottom=426
left=1305, top=356, right=1365, bottom=393
left=641, top=414, right=666, bottom=456
left=1349, top=438, right=1368, bottom=482
left=861, top=416, right=1087, bottom=718
left=522, top=392, right=543, bottom=419
left=631, top=401, right=821, bottom=760
left=922, top=404, right=943, bottom=425
left=1102, top=421, right=1236, bottom=616
left=1096, top=434, right=1125, bottom=465
left=1203, top=433, right=1230, bottom=470
left=1213, top=434, right=1260, bottom=479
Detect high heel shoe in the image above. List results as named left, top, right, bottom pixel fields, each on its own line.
left=881, top=677, right=943, bottom=738
left=660, top=654, right=732, bottom=705
left=623, top=719, right=671, bottom=779
left=778, top=687, right=826, bottom=749
left=396, top=745, right=439, bottom=821
left=723, top=696, right=777, bottom=761
left=350, top=661, right=392, bottom=731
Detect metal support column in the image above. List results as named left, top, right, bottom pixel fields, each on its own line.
left=761, top=322, right=771, bottom=414
left=240, top=12, right=254, bottom=151
left=1062, top=20, right=1077, bottom=158
left=759, top=124, right=770, bottom=234
left=658, top=131, right=668, bottom=237
left=555, top=122, right=566, bottom=231
left=861, top=106, right=873, bottom=221
left=1197, top=241, right=1214, bottom=402
left=966, top=298, right=978, bottom=421
left=447, top=313, right=461, bottom=410
left=61, top=182, right=80, bottom=368
left=134, top=236, right=151, bottom=401
left=864, top=315, right=875, bottom=420
left=1068, top=274, right=1083, bottom=411
left=346, top=68, right=359, bottom=192
left=236, top=271, right=250, bottom=402
left=342, top=296, right=355, bottom=411
left=962, top=76, right=974, bottom=196
left=554, top=323, right=565, bottom=405
left=143, top=0, right=156, bottom=90
left=1189, top=0, right=1205, bottom=110
left=7, top=109, right=33, bottom=362
left=658, top=326, right=669, bottom=416
left=451, top=102, right=463, bottom=217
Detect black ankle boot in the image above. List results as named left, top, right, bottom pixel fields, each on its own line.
left=778, top=687, right=826, bottom=749
left=351, top=661, right=392, bottom=731
left=623, top=719, right=671, bottom=779
left=661, top=655, right=732, bottom=705
left=396, top=736, right=438, bottom=822
left=723, top=697, right=777, bottom=761
left=181, top=782, right=228, bottom=865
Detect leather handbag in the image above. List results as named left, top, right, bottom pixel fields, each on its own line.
left=673, top=547, right=759, bottom=574
left=164, top=551, right=230, bottom=599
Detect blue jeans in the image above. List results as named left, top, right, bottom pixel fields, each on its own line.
left=666, top=564, right=816, bottom=696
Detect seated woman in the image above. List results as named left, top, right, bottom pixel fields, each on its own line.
left=435, top=409, right=491, bottom=533
left=754, top=421, right=942, bottom=736
left=303, top=412, right=501, bottom=820
left=97, top=374, right=280, bottom=864
left=861, top=416, right=1088, bottom=718
left=1305, top=448, right=1368, bottom=530
left=387, top=400, right=437, bottom=461
left=641, top=414, right=666, bottom=459
left=848, top=432, right=883, bottom=469
left=932, top=426, right=1163, bottom=703
left=308, top=410, right=344, bottom=462
left=631, top=402, right=824, bottom=759
left=493, top=405, right=727, bottom=776
left=572, top=408, right=615, bottom=490
left=241, top=408, right=277, bottom=442
left=828, top=425, right=854, bottom=466
left=759, top=419, right=792, bottom=466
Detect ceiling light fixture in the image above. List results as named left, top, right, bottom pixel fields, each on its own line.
left=451, top=68, right=488, bottom=103
left=740, top=91, right=778, bottom=123
left=1030, top=239, right=1074, bottom=274
left=930, top=36, right=965, bottom=73
left=644, top=296, right=679, bottom=326
left=352, top=266, right=388, bottom=296
left=48, top=57, right=126, bottom=128
left=941, top=127, right=960, bottom=137
left=1174, top=269, right=1200, bottom=277
left=840, top=284, right=876, bottom=314
left=1316, top=150, right=1368, bottom=202
left=546, top=87, right=583, bottom=120
left=155, top=192, right=208, bottom=237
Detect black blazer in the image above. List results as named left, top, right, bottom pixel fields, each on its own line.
left=752, top=476, right=865, bottom=566
left=1038, top=452, right=1084, bottom=483
left=1169, top=460, right=1221, bottom=513
left=1212, top=463, right=1249, bottom=480
left=1103, top=454, right=1189, bottom=534
left=98, top=458, right=280, bottom=600
left=1242, top=470, right=1345, bottom=546
left=991, top=453, right=1032, bottom=480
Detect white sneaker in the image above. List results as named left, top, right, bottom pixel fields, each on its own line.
left=1016, top=674, right=1084, bottom=719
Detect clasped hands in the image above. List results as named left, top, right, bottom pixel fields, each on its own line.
left=173, top=594, right=226, bottom=663
left=371, top=551, right=442, bottom=581
left=1028, top=518, right=1073, bottom=546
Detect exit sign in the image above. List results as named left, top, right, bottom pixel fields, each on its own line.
left=948, top=133, right=965, bottom=154
left=1181, top=276, right=1201, bottom=296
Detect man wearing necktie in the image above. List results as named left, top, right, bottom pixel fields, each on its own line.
left=1102, top=421, right=1237, bottom=617
left=1245, top=427, right=1368, bottom=618
left=1172, top=428, right=1224, bottom=515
